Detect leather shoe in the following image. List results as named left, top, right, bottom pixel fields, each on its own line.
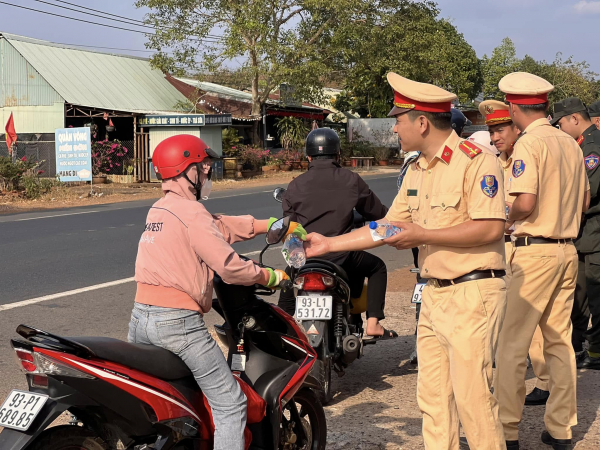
left=459, top=437, right=519, bottom=449
left=577, top=352, right=600, bottom=370
left=541, top=430, right=572, bottom=449
left=525, top=387, right=549, bottom=405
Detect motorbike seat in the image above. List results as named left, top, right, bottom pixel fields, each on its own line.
left=299, top=259, right=350, bottom=285
left=68, top=336, right=193, bottom=380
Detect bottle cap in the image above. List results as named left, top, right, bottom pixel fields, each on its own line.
left=369, top=221, right=378, bottom=229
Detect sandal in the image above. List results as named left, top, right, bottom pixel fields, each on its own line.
left=364, top=328, right=399, bottom=341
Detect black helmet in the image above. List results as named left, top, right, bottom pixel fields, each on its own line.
left=305, top=128, right=340, bottom=157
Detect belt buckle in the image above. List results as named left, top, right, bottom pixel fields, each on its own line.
left=431, top=279, right=440, bottom=289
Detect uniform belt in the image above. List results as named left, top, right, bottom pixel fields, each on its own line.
left=431, top=270, right=506, bottom=288
left=504, top=235, right=512, bottom=243
left=513, top=237, right=573, bottom=247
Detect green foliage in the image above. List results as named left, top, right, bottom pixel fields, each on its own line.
left=222, top=128, right=244, bottom=158
left=482, top=38, right=600, bottom=104
left=21, top=175, right=60, bottom=199
left=332, top=1, right=482, bottom=118
left=0, top=156, right=38, bottom=191
left=276, top=117, right=309, bottom=150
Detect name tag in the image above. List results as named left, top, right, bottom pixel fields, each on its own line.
left=407, top=189, right=418, bottom=197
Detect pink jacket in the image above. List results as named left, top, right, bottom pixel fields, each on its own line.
left=134, top=174, right=263, bottom=313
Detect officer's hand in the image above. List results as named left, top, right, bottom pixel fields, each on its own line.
left=384, top=222, right=426, bottom=249
left=265, top=268, right=289, bottom=288
left=505, top=221, right=514, bottom=235
left=304, top=233, right=331, bottom=258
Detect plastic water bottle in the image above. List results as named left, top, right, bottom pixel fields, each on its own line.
left=282, top=234, right=306, bottom=268
left=369, top=221, right=401, bottom=241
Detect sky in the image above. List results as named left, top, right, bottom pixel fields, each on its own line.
left=0, top=0, right=599, bottom=73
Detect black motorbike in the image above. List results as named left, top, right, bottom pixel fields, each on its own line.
left=273, top=188, right=378, bottom=404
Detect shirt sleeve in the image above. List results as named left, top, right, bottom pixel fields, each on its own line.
left=282, top=181, right=298, bottom=221
left=386, top=170, right=412, bottom=223
left=464, top=153, right=506, bottom=220
left=509, top=136, right=539, bottom=196
left=211, top=214, right=256, bottom=244
left=355, top=175, right=388, bottom=220
left=189, top=208, right=263, bottom=286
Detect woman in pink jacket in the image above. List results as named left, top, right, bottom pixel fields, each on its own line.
left=129, top=135, right=292, bottom=450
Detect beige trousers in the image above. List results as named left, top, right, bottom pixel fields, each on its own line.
left=418, top=277, right=507, bottom=450
left=504, top=242, right=549, bottom=392
left=495, top=242, right=578, bottom=440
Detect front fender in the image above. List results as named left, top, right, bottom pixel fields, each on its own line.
left=0, top=399, right=68, bottom=450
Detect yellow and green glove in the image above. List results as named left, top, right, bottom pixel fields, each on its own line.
left=265, top=268, right=290, bottom=288
left=268, top=217, right=307, bottom=241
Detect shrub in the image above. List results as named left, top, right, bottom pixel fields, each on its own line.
left=0, top=156, right=38, bottom=191
left=238, top=146, right=269, bottom=170
left=92, top=140, right=129, bottom=175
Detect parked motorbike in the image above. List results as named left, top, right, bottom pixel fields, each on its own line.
left=273, top=188, right=378, bottom=404
left=0, top=217, right=326, bottom=450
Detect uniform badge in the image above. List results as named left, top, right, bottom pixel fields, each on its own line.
left=481, top=175, right=498, bottom=198
left=577, top=135, right=584, bottom=146
left=585, top=154, right=599, bottom=170
left=512, top=160, right=525, bottom=178
left=484, top=105, right=494, bottom=115
left=441, top=146, right=453, bottom=164
left=459, top=141, right=482, bottom=159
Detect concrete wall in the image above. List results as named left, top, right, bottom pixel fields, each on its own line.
left=149, top=126, right=223, bottom=158
left=199, top=126, right=223, bottom=156
left=0, top=102, right=64, bottom=133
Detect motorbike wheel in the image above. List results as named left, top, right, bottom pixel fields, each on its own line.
left=28, top=425, right=108, bottom=450
left=315, top=357, right=333, bottom=405
left=281, top=388, right=327, bottom=450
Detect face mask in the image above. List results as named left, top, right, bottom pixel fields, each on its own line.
left=200, top=179, right=212, bottom=200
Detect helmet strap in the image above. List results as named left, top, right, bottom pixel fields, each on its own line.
left=182, top=163, right=203, bottom=201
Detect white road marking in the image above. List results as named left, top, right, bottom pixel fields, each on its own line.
left=1, top=246, right=283, bottom=311
left=14, top=210, right=101, bottom=221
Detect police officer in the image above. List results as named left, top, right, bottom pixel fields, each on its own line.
left=588, top=100, right=600, bottom=131
left=479, top=100, right=551, bottom=406
left=305, top=73, right=508, bottom=449
left=494, top=73, right=590, bottom=450
left=278, top=128, right=396, bottom=338
left=552, top=97, right=600, bottom=369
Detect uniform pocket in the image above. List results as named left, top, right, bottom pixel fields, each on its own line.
left=127, top=316, right=139, bottom=343
left=156, top=318, right=189, bottom=354
left=408, top=196, right=420, bottom=223
left=430, top=193, right=462, bottom=227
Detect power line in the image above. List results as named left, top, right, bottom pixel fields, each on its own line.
left=0, top=1, right=223, bottom=43
left=50, top=0, right=147, bottom=25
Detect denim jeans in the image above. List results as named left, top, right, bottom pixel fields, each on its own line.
left=128, top=303, right=247, bottom=450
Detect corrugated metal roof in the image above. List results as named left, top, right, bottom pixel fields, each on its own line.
left=1, top=33, right=188, bottom=114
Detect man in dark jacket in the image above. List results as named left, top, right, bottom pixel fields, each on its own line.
left=553, top=97, right=600, bottom=369
left=279, top=128, right=397, bottom=338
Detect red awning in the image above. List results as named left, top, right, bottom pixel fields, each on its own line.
left=267, top=110, right=325, bottom=120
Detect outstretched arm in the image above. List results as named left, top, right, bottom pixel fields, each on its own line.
left=305, top=226, right=384, bottom=258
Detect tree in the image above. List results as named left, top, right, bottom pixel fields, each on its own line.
left=137, top=0, right=370, bottom=144
left=482, top=38, right=600, bottom=104
left=332, top=1, right=482, bottom=118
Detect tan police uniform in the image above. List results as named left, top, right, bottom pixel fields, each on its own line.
left=386, top=73, right=507, bottom=450
left=480, top=100, right=550, bottom=394
left=494, top=72, right=589, bottom=442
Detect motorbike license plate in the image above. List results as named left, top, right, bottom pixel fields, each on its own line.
left=412, top=283, right=426, bottom=304
left=295, top=296, right=333, bottom=320
left=0, top=390, right=49, bottom=431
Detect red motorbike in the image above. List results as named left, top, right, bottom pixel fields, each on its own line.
left=0, top=217, right=326, bottom=450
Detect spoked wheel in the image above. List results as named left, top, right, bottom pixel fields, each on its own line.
left=280, top=388, right=326, bottom=450
left=28, top=425, right=108, bottom=450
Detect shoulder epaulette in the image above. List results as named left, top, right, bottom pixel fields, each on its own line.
left=459, top=140, right=483, bottom=159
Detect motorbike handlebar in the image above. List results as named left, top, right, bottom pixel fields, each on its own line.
left=279, top=279, right=293, bottom=291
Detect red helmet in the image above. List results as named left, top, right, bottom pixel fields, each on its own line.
left=152, top=135, right=218, bottom=180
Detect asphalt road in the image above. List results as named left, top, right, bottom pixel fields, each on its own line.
left=0, top=172, right=414, bottom=403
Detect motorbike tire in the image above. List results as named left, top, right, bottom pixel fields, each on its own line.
left=282, top=388, right=327, bottom=450
left=27, top=425, right=108, bottom=450
left=315, top=357, right=333, bottom=405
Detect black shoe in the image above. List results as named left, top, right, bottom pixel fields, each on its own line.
left=576, top=352, right=600, bottom=370
left=541, top=430, right=572, bottom=449
left=459, top=437, right=519, bottom=449
left=525, top=387, right=550, bottom=405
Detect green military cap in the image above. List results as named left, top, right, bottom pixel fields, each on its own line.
left=551, top=97, right=587, bottom=126
left=588, top=100, right=600, bottom=118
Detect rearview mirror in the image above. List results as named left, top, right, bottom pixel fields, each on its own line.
left=266, top=216, right=290, bottom=245
left=273, top=187, right=286, bottom=203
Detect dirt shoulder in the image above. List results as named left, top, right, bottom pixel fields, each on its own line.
left=0, top=168, right=395, bottom=215
left=324, top=267, right=600, bottom=449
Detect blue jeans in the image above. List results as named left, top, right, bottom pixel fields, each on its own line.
left=128, top=303, right=247, bottom=450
